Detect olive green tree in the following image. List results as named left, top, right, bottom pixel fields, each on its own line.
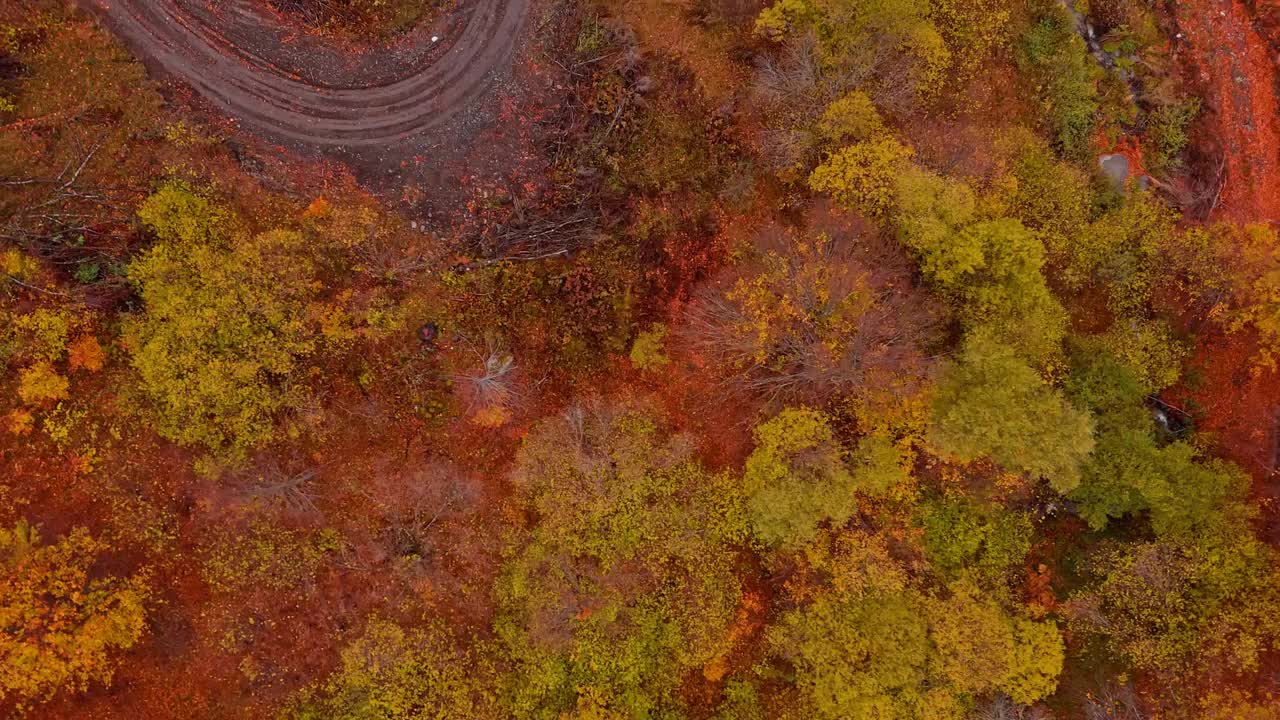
left=744, top=407, right=909, bottom=546
left=893, top=168, right=1068, bottom=363
left=1065, top=348, right=1250, bottom=536
left=929, top=329, right=1095, bottom=491
left=769, top=559, right=1063, bottom=718
left=495, top=403, right=748, bottom=718
left=285, top=618, right=499, bottom=720
left=1067, top=534, right=1280, bottom=682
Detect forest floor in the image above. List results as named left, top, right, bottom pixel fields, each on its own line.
left=1167, top=0, right=1280, bottom=222
left=1162, top=0, right=1280, bottom=528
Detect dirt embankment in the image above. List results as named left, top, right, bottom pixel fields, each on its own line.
left=76, top=0, right=530, bottom=169
left=1169, top=0, right=1280, bottom=223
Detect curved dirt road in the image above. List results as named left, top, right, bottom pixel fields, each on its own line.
left=79, top=0, right=530, bottom=149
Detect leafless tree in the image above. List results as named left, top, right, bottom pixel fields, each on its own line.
left=1083, top=683, right=1151, bottom=720
left=1, top=125, right=138, bottom=308
left=453, top=336, right=522, bottom=416
left=753, top=32, right=829, bottom=109
left=972, top=695, right=1054, bottom=720
left=0, top=137, right=128, bottom=266
left=752, top=33, right=843, bottom=175
left=750, top=24, right=931, bottom=175
left=351, top=229, right=439, bottom=282
left=681, top=222, right=940, bottom=407
left=358, top=460, right=483, bottom=561
left=461, top=205, right=598, bottom=269
left=230, top=461, right=322, bottom=517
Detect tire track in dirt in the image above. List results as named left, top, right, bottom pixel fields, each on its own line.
left=79, top=0, right=530, bottom=149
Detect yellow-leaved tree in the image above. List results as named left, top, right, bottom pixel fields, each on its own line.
left=124, top=182, right=319, bottom=455
left=0, top=520, right=150, bottom=714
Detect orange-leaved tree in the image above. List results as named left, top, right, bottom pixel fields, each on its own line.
left=0, top=520, right=150, bottom=714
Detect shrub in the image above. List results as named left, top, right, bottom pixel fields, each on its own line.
left=200, top=521, right=340, bottom=594
left=7, top=308, right=75, bottom=363
left=614, top=103, right=724, bottom=196
left=16, top=361, right=69, bottom=406
left=441, top=240, right=636, bottom=375
left=996, top=135, right=1095, bottom=257
left=269, top=0, right=442, bottom=40
left=628, top=324, right=671, bottom=371
left=1145, top=98, right=1200, bottom=173
left=1096, top=318, right=1187, bottom=392
left=66, top=335, right=105, bottom=373
left=1212, top=224, right=1280, bottom=371
left=1198, top=691, right=1280, bottom=720
left=1065, top=193, right=1178, bottom=317
left=0, top=249, right=41, bottom=285
left=931, top=0, right=1016, bottom=81
left=816, top=91, right=885, bottom=143
left=135, top=181, right=231, bottom=245
left=1017, top=9, right=1101, bottom=159
left=6, top=409, right=34, bottom=436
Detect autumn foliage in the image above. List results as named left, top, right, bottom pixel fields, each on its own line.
left=0, top=521, right=149, bottom=712
left=2, top=0, right=1280, bottom=718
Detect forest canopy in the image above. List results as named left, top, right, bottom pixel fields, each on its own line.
left=2, top=0, right=1279, bottom=718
